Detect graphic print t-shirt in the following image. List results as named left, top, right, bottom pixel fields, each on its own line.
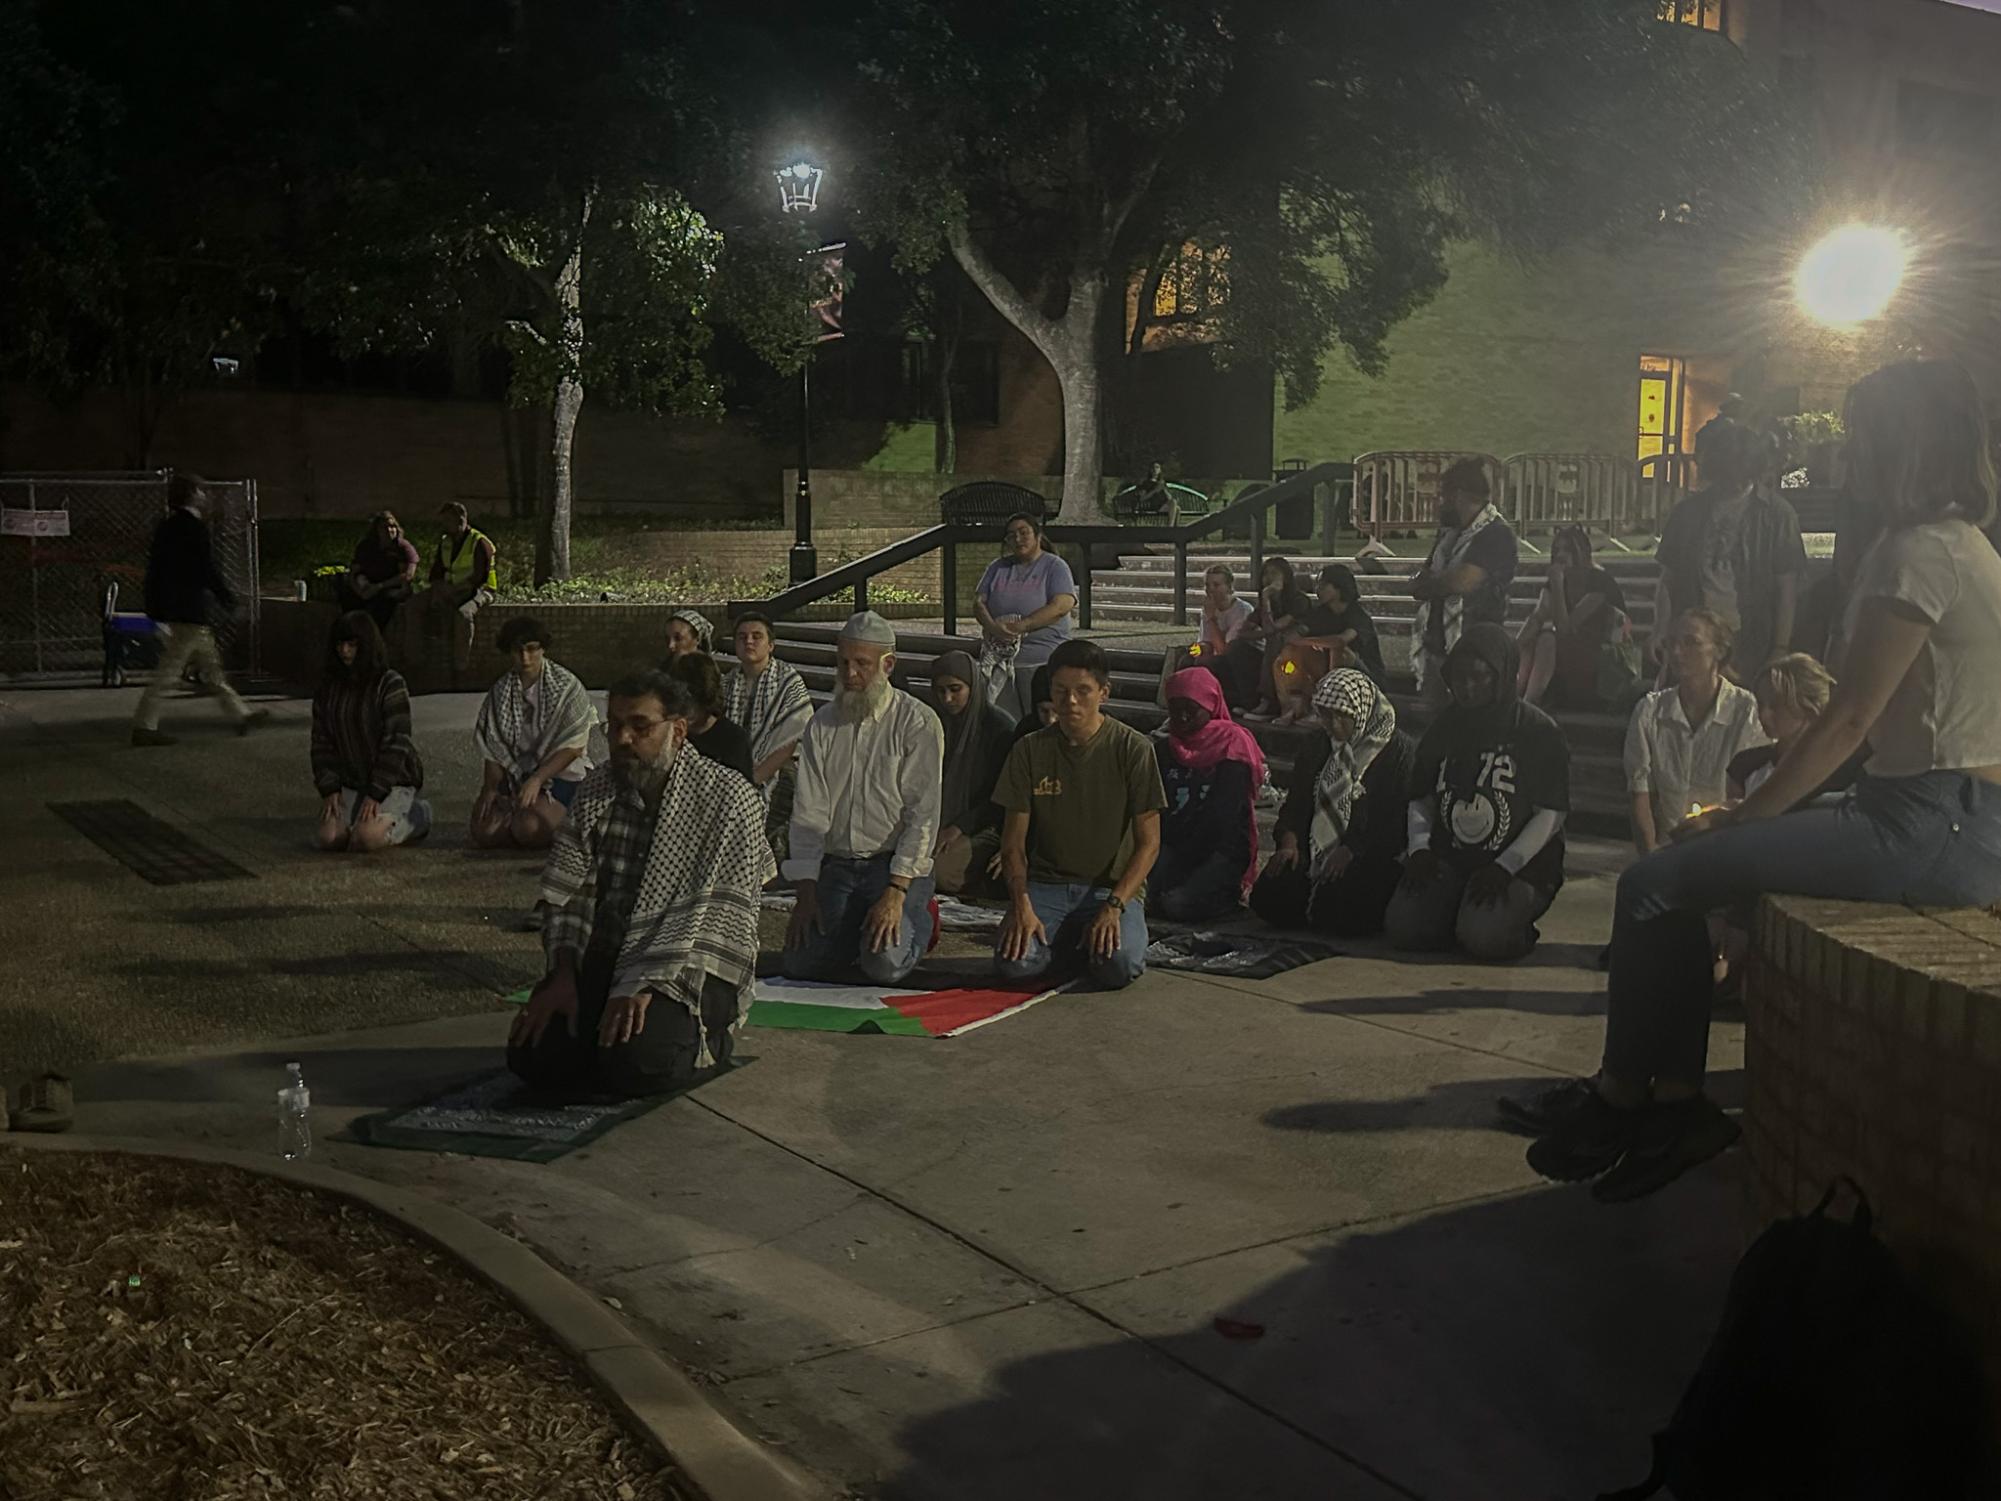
left=1423, top=705, right=1570, bottom=894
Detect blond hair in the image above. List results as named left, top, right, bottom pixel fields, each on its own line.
left=1754, top=652, right=1835, bottom=719
left=1843, top=361, right=1998, bottom=530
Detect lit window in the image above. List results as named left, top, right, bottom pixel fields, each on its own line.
left=1151, top=243, right=1230, bottom=322
left=1658, top=0, right=1728, bottom=31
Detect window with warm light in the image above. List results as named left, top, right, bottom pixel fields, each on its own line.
left=1151, top=243, right=1230, bottom=322
left=1658, top=0, right=1728, bottom=32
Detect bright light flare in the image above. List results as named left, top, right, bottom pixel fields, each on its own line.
left=1795, top=225, right=1909, bottom=326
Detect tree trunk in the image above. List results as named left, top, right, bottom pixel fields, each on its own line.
left=933, top=331, right=958, bottom=474
left=534, top=201, right=589, bottom=585
left=948, top=222, right=1110, bottom=521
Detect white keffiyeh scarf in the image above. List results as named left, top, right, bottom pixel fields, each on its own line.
left=474, top=660, right=601, bottom=786
left=540, top=755, right=777, bottom=1047
left=1309, top=668, right=1397, bottom=873
left=1412, top=502, right=1504, bottom=693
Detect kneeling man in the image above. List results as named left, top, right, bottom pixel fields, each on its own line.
left=783, top=612, right=944, bottom=984
left=509, top=671, right=774, bottom=1098
left=994, top=639, right=1165, bottom=989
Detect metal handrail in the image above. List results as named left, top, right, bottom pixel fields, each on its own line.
left=731, top=462, right=1353, bottom=633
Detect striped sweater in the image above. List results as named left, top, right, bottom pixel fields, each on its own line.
left=311, top=669, right=423, bottom=800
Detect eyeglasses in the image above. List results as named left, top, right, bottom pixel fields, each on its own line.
left=607, top=716, right=673, bottom=737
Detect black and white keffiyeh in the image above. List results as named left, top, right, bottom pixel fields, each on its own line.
left=1411, top=502, right=1504, bottom=692
left=539, top=752, right=776, bottom=1056
left=1309, top=668, right=1396, bottom=871
left=474, top=660, right=601, bottom=786
left=722, top=658, right=814, bottom=768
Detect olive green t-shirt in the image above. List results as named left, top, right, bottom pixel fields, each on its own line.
left=994, top=714, right=1167, bottom=889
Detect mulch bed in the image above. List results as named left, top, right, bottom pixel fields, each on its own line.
left=0, top=1148, right=688, bottom=1500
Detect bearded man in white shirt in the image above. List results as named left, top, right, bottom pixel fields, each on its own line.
left=782, top=612, right=945, bottom=984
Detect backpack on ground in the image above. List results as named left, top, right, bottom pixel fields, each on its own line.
left=1600, top=1178, right=1986, bottom=1501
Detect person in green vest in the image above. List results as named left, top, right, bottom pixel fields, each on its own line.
left=417, top=501, right=497, bottom=670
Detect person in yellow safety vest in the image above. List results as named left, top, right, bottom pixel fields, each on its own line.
left=415, top=501, right=498, bottom=672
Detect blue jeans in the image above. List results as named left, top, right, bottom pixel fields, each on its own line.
left=993, top=881, right=1149, bottom=990
left=1605, top=771, right=2001, bottom=1088
left=782, top=855, right=934, bottom=985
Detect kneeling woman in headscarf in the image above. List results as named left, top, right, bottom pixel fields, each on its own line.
left=1152, top=669, right=1266, bottom=921
left=1252, top=668, right=1411, bottom=935
left=1386, top=623, right=1570, bottom=961
left=929, top=651, right=1016, bottom=895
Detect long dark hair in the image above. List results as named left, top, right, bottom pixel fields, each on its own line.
left=324, top=609, right=389, bottom=683
left=1262, top=556, right=1296, bottom=596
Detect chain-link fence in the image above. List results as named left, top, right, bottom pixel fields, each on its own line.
left=0, top=471, right=260, bottom=678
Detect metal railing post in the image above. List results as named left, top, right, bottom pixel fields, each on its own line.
left=942, top=537, right=958, bottom=635
left=1248, top=506, right=1266, bottom=592
left=1172, top=544, right=1188, bottom=627
left=855, top=572, right=869, bottom=614
left=1075, top=543, right=1093, bottom=630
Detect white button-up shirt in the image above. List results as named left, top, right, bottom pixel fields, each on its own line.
left=783, top=687, right=944, bottom=883
left=1624, top=680, right=1767, bottom=835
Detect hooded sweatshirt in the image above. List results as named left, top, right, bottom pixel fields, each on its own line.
left=1409, top=622, right=1570, bottom=893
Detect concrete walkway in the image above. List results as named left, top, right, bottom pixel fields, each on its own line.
left=2, top=683, right=1745, bottom=1501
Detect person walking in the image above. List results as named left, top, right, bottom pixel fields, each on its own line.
left=132, top=473, right=268, bottom=746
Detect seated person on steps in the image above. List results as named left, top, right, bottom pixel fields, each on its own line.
left=509, top=670, right=773, bottom=1099
left=1152, top=669, right=1265, bottom=922
left=666, top=650, right=755, bottom=781
left=722, top=610, right=815, bottom=861
left=1252, top=668, right=1413, bottom=936
left=1386, top=623, right=1569, bottom=962
left=993, top=639, right=1165, bottom=989
left=312, top=611, right=431, bottom=852
left=471, top=617, right=601, bottom=850
left=782, top=613, right=945, bottom=986
left=1271, top=564, right=1384, bottom=724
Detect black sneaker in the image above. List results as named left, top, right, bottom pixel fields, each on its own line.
left=1592, top=1096, right=1741, bottom=1203
left=1525, top=1091, right=1649, bottom=1183
left=1495, top=1077, right=1595, bottom=1136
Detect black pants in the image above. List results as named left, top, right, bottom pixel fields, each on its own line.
left=1152, top=842, right=1246, bottom=922
left=507, top=950, right=740, bottom=1100
left=336, top=580, right=408, bottom=635
left=1249, top=852, right=1401, bottom=937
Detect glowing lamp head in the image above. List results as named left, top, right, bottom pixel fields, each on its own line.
left=1795, top=225, right=1908, bottom=326
left=775, top=160, right=824, bottom=215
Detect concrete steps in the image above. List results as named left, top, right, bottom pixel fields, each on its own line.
left=735, top=621, right=1634, bottom=841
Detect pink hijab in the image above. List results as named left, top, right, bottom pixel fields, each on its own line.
left=1164, top=668, right=1267, bottom=897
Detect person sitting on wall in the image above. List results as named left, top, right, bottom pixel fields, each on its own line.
left=1271, top=563, right=1383, bottom=724
left=1386, top=623, right=1569, bottom=962
left=1410, top=460, right=1519, bottom=715
left=782, top=612, right=945, bottom=985
left=665, top=650, right=755, bottom=781
left=1152, top=669, right=1265, bottom=922
left=337, top=511, right=421, bottom=635
left=1517, top=525, right=1632, bottom=712
left=722, top=610, right=815, bottom=860
left=993, top=639, right=1165, bottom=989
left=312, top=610, right=431, bottom=852
left=1623, top=609, right=1767, bottom=858
left=928, top=651, right=1015, bottom=898
left=975, top=512, right=1079, bottom=720
left=1252, top=668, right=1413, bottom=937
left=471, top=617, right=601, bottom=850
left=414, top=502, right=497, bottom=672
left=663, top=608, right=715, bottom=660
left=1224, top=556, right=1314, bottom=719
left=510, top=670, right=773, bottom=1098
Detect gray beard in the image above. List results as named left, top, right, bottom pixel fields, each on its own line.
left=614, top=738, right=680, bottom=800
left=833, top=675, right=892, bottom=724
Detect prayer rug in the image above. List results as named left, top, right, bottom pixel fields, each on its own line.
left=745, top=977, right=1064, bottom=1037
left=1143, top=931, right=1343, bottom=980
left=347, top=1068, right=707, bottom=1162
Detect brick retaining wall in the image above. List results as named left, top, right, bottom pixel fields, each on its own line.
left=1745, top=895, right=2001, bottom=1422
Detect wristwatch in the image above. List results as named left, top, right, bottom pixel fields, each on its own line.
left=1103, top=895, right=1127, bottom=913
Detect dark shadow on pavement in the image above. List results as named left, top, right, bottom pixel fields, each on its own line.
left=871, top=1167, right=1741, bottom=1501
left=1299, top=986, right=1603, bottom=1019
left=1262, top=1068, right=1746, bottom=1136
left=80, top=1046, right=499, bottom=1109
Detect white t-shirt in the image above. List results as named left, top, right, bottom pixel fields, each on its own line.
left=1851, top=520, right=2001, bottom=778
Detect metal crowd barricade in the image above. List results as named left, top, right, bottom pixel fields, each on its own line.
left=1500, top=453, right=1637, bottom=539
left=1633, top=452, right=1697, bottom=536
left=1352, top=450, right=1502, bottom=540
left=0, top=470, right=260, bottom=678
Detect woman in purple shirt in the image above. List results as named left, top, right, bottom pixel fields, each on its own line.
left=976, top=513, right=1079, bottom=717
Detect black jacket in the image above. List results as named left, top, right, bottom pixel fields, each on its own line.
left=143, top=507, right=235, bottom=624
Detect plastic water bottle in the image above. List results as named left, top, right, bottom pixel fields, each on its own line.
left=278, top=1061, right=312, bottom=1161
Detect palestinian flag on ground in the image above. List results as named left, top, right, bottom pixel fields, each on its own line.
left=747, top=978, right=1064, bottom=1037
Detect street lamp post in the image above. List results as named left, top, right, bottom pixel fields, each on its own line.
left=777, top=160, right=826, bottom=585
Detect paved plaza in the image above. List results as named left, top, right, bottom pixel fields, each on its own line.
left=2, top=682, right=1746, bottom=1501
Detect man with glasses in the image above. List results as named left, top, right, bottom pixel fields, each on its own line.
left=509, top=669, right=774, bottom=1098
